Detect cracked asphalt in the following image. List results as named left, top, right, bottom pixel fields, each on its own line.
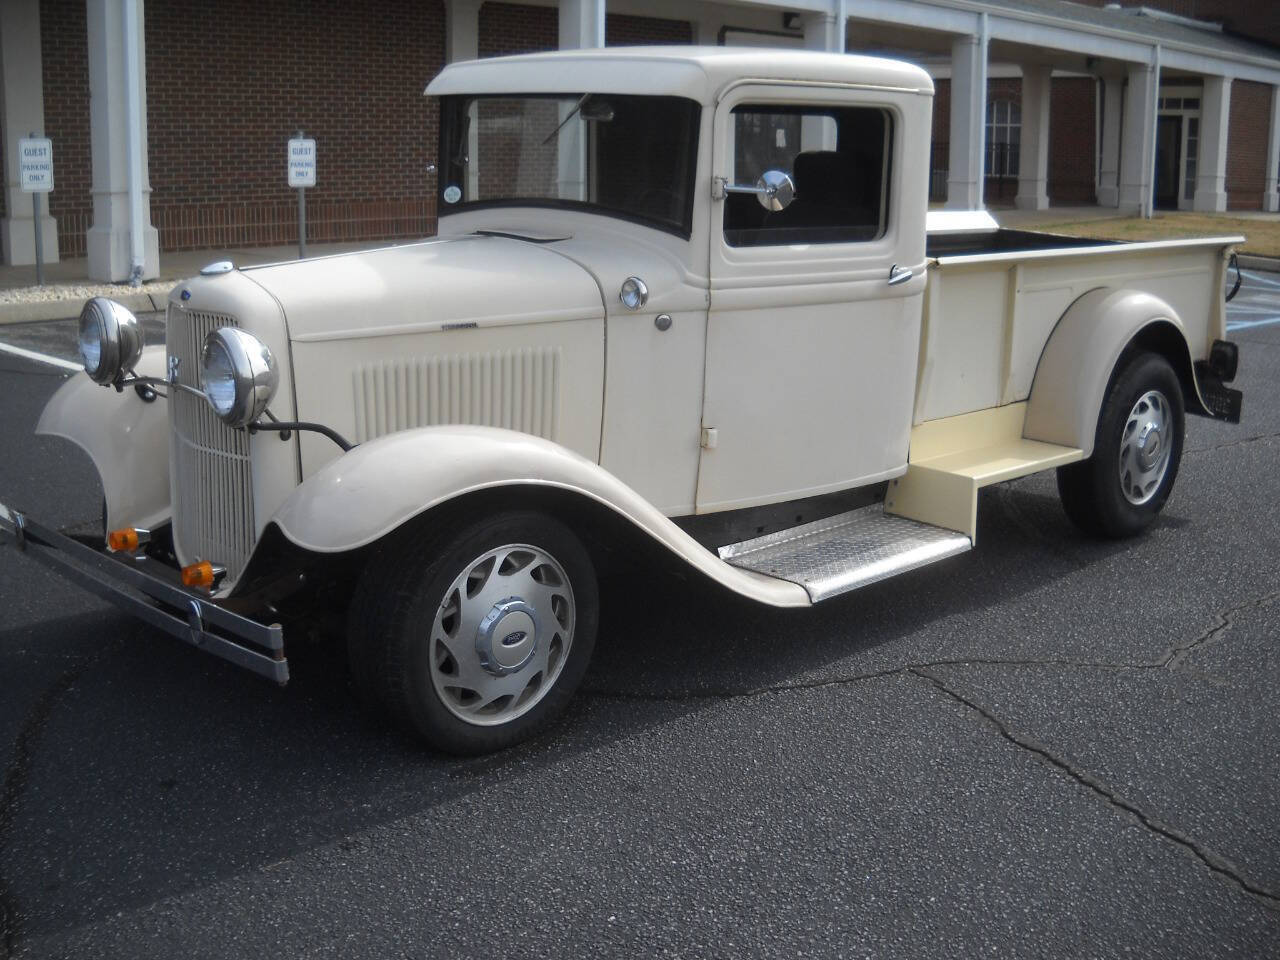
left=1, top=277, right=1278, bottom=958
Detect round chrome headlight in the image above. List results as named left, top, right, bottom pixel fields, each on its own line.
left=199, top=327, right=278, bottom=428
left=78, top=297, right=143, bottom=384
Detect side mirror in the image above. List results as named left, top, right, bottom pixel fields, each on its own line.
left=755, top=170, right=795, bottom=211
left=717, top=169, right=796, bottom=211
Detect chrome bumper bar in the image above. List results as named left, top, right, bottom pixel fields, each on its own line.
left=0, top=502, right=288, bottom=684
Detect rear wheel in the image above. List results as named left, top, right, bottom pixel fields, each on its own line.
left=1057, top=352, right=1184, bottom=538
left=348, top=511, right=598, bottom=754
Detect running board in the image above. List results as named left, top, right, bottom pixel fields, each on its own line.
left=718, top=504, right=971, bottom=603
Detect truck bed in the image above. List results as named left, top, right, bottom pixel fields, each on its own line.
left=925, top=227, right=1120, bottom=258
left=913, top=230, right=1240, bottom=426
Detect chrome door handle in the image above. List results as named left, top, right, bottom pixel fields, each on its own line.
left=888, top=264, right=913, bottom=286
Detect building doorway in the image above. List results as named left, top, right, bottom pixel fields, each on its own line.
left=1155, top=115, right=1182, bottom=210
left=1156, top=87, right=1202, bottom=210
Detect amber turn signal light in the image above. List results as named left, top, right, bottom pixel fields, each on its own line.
left=107, top=527, right=149, bottom=552
left=181, top=561, right=218, bottom=589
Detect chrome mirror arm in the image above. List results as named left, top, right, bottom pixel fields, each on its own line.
left=714, top=177, right=772, bottom=199
left=712, top=170, right=796, bottom=212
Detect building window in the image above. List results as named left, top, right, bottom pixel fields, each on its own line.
left=986, top=99, right=1020, bottom=177
left=1184, top=116, right=1199, bottom=202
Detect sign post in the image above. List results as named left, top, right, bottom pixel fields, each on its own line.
left=288, top=132, right=316, bottom=259
left=19, top=134, right=53, bottom=286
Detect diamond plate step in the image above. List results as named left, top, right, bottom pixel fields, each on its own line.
left=718, top=504, right=971, bottom=603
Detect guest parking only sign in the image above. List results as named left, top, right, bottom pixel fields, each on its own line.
left=19, top=138, right=53, bottom=192
left=288, top=137, right=316, bottom=188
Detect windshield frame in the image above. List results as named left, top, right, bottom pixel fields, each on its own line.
left=437, top=93, right=702, bottom=240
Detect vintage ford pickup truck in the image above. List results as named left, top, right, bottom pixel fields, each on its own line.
left=2, top=47, right=1244, bottom=753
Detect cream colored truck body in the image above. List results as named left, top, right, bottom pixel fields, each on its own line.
left=36, top=47, right=1241, bottom=607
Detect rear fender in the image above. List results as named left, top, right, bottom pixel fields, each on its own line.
left=36, top=345, right=170, bottom=531
left=268, top=425, right=810, bottom=607
left=1023, top=288, right=1203, bottom=457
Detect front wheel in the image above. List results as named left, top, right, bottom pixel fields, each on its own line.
left=348, top=511, right=598, bottom=754
left=1056, top=351, right=1185, bottom=539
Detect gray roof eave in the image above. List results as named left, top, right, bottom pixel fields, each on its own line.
left=854, top=0, right=1280, bottom=83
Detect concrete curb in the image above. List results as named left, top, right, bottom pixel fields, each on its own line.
left=0, top=291, right=168, bottom=325
left=1237, top=254, right=1280, bottom=274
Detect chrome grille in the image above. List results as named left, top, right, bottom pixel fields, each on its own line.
left=167, top=306, right=255, bottom=582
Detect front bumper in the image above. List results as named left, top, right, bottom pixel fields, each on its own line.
left=0, top=502, right=288, bottom=684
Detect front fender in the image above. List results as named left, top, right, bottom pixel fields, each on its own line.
left=269, top=425, right=810, bottom=607
left=1023, top=288, right=1200, bottom=457
left=36, top=345, right=170, bottom=531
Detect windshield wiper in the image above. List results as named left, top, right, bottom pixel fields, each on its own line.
left=540, top=94, right=591, bottom=146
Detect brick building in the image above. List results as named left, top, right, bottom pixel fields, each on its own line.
left=2, top=0, right=1279, bottom=279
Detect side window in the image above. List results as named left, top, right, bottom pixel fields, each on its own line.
left=723, top=105, right=892, bottom=248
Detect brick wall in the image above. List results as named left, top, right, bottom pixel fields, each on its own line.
left=607, top=12, right=693, bottom=46
left=35, top=0, right=692, bottom=259
left=478, top=2, right=556, bottom=57
left=1226, top=79, right=1270, bottom=209
left=40, top=0, right=92, bottom=258
left=926, top=73, right=1101, bottom=206
left=1049, top=77, right=1097, bottom=204
left=143, top=0, right=444, bottom=252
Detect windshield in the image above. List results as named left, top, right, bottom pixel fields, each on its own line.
left=438, top=94, right=701, bottom=238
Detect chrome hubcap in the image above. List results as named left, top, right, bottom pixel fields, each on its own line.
left=1119, top=389, right=1173, bottom=506
left=429, top=544, right=575, bottom=727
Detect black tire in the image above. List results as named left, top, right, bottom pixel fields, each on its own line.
left=1056, top=351, right=1185, bottom=539
left=347, top=510, right=598, bottom=754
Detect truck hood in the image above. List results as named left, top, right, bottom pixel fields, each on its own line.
left=242, top=234, right=605, bottom=342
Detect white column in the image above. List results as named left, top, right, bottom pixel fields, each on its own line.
left=0, top=0, right=58, bottom=265
left=1118, top=62, right=1157, bottom=216
left=1015, top=64, right=1051, bottom=210
left=86, top=0, right=158, bottom=281
left=446, top=0, right=481, bottom=204
left=559, top=0, right=604, bottom=49
left=801, top=10, right=844, bottom=151
left=446, top=0, right=480, bottom=63
left=1193, top=75, right=1231, bottom=212
left=802, top=10, right=843, bottom=52
left=555, top=0, right=603, bottom=201
left=1096, top=75, right=1122, bottom=207
left=946, top=28, right=988, bottom=210
left=693, top=17, right=720, bottom=45
left=1265, top=86, right=1280, bottom=213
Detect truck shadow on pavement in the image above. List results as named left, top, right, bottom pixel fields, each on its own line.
left=0, top=482, right=1174, bottom=942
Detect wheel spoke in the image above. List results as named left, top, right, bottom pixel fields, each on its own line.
left=471, top=669, right=534, bottom=716
left=432, top=629, right=488, bottom=693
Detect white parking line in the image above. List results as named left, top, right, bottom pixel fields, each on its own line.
left=1227, top=316, right=1280, bottom=330
left=1240, top=270, right=1280, bottom=289
left=0, top=341, right=81, bottom=372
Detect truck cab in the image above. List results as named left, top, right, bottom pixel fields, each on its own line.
left=425, top=48, right=931, bottom=516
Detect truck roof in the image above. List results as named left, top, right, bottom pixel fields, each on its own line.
left=425, top=45, right=934, bottom=105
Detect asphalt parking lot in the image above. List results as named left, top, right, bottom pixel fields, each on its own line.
left=0, top=272, right=1278, bottom=958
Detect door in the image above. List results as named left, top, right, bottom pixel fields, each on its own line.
left=1155, top=115, right=1182, bottom=211
left=696, top=84, right=930, bottom=514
